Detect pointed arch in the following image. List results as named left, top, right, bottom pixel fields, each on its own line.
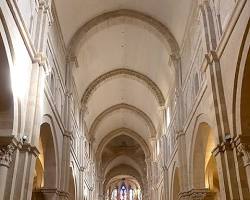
left=96, top=127, right=151, bottom=160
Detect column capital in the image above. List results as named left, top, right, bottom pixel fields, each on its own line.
left=237, top=143, right=250, bottom=167
left=212, top=137, right=234, bottom=157
left=234, top=135, right=250, bottom=167
left=179, top=189, right=215, bottom=200
left=0, top=143, right=16, bottom=168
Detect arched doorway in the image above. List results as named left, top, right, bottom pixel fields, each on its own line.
left=32, top=122, right=57, bottom=200
left=172, top=167, right=180, bottom=200
left=0, top=34, right=13, bottom=134
left=192, top=122, right=220, bottom=199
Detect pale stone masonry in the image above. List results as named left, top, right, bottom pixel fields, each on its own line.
left=0, top=0, right=250, bottom=200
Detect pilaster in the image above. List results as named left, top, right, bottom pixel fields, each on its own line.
left=176, top=131, right=188, bottom=193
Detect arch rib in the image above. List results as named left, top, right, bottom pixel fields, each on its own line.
left=68, top=9, right=179, bottom=57
left=81, top=68, right=165, bottom=106
left=89, top=103, right=157, bottom=137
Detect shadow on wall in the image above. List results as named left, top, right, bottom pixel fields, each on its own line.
left=32, top=123, right=57, bottom=200
left=240, top=47, right=250, bottom=135
left=0, top=34, right=13, bottom=135
left=192, top=123, right=220, bottom=199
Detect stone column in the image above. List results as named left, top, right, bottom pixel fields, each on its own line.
left=59, top=132, right=72, bottom=200
left=108, top=186, right=111, bottom=200
left=0, top=143, right=16, bottom=200
left=176, top=131, right=189, bottom=197
left=145, top=158, right=152, bottom=200
left=207, top=51, right=241, bottom=199
left=212, top=141, right=236, bottom=200
left=97, top=176, right=104, bottom=200
left=162, top=166, right=169, bottom=200
left=160, top=135, right=169, bottom=200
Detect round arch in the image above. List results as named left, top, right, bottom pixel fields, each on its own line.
left=96, top=127, right=151, bottom=160
left=189, top=120, right=220, bottom=199
left=32, top=120, right=58, bottom=199
left=0, top=12, right=19, bottom=135
left=0, top=30, right=14, bottom=134
left=89, top=103, right=157, bottom=138
left=103, top=154, right=143, bottom=178
left=233, top=20, right=250, bottom=136
left=232, top=20, right=250, bottom=196
left=67, top=9, right=179, bottom=58
left=81, top=68, right=165, bottom=106
left=104, top=164, right=144, bottom=194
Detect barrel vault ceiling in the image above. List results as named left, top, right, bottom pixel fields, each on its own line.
left=54, top=0, right=193, bottom=179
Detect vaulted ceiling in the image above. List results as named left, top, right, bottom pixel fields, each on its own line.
left=54, top=0, right=193, bottom=189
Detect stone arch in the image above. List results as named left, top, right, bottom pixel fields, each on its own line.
left=0, top=31, right=14, bottom=134
left=104, top=164, right=144, bottom=195
left=171, top=166, right=180, bottom=200
left=96, top=127, right=151, bottom=160
left=67, top=9, right=179, bottom=58
left=0, top=12, right=18, bottom=136
left=32, top=117, right=59, bottom=199
left=233, top=20, right=250, bottom=136
left=189, top=121, right=220, bottom=198
left=103, top=154, right=143, bottom=178
left=90, top=103, right=156, bottom=138
left=232, top=20, right=250, bottom=196
left=81, top=68, right=165, bottom=106
left=39, top=123, right=57, bottom=188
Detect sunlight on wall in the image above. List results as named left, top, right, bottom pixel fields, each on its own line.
left=11, top=42, right=30, bottom=98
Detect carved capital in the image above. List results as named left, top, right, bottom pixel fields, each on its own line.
left=237, top=143, right=250, bottom=167
left=179, top=189, right=215, bottom=200
left=212, top=138, right=234, bottom=157
left=0, top=144, right=16, bottom=167
left=234, top=135, right=250, bottom=167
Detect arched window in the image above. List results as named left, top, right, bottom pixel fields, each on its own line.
left=120, top=185, right=127, bottom=200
